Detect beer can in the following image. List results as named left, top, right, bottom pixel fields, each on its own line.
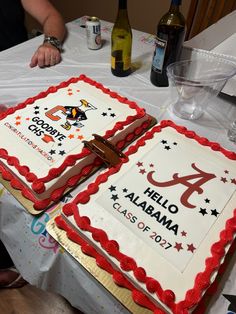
left=86, top=17, right=102, bottom=50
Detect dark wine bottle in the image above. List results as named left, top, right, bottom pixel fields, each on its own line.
left=150, top=0, right=186, bottom=87
left=111, top=0, right=132, bottom=77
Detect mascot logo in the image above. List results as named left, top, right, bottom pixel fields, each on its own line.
left=45, top=99, right=97, bottom=130
left=147, top=163, right=215, bottom=209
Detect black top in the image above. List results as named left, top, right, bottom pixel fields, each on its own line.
left=0, top=0, right=28, bottom=51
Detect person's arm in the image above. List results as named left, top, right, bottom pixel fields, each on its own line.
left=21, top=0, right=66, bottom=68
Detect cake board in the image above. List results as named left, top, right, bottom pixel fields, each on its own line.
left=47, top=216, right=236, bottom=314
left=0, top=172, right=96, bottom=216
left=46, top=217, right=153, bottom=314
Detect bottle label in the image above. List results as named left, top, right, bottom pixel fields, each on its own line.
left=152, top=37, right=167, bottom=73
left=111, top=54, right=131, bottom=71
left=123, top=56, right=131, bottom=70
left=111, top=56, right=116, bottom=69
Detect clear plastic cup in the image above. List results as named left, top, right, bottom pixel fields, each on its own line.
left=228, top=120, right=236, bottom=143
left=167, top=57, right=236, bottom=120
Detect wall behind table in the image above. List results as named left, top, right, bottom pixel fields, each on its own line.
left=25, top=0, right=190, bottom=36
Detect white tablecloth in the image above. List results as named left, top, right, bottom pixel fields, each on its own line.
left=0, top=17, right=236, bottom=314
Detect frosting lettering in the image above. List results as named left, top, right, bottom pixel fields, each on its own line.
left=28, top=117, right=66, bottom=141
left=113, top=202, right=137, bottom=223
left=125, top=192, right=179, bottom=235
left=144, top=187, right=178, bottom=214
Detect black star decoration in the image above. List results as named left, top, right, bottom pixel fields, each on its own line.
left=102, top=112, right=107, bottom=116
left=59, top=150, right=66, bottom=156
left=221, top=177, right=228, bottom=183
left=164, top=145, right=171, bottom=150
left=199, top=208, right=208, bottom=216
left=211, top=209, right=220, bottom=217
left=34, top=111, right=39, bottom=114
left=205, top=198, right=210, bottom=203
left=58, top=143, right=62, bottom=147
left=110, top=113, right=116, bottom=117
left=49, top=150, right=56, bottom=155
left=34, top=106, right=39, bottom=110
left=111, top=194, right=119, bottom=201
left=109, top=185, right=116, bottom=192
left=123, top=188, right=128, bottom=193
left=173, top=142, right=177, bottom=145
left=223, top=294, right=236, bottom=312
left=161, top=140, right=167, bottom=144
left=108, top=108, right=112, bottom=111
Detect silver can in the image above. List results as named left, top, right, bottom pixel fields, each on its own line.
left=86, top=17, right=102, bottom=50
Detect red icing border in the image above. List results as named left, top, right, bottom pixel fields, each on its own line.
left=0, top=75, right=145, bottom=194
left=56, top=120, right=236, bottom=313
left=0, top=118, right=152, bottom=210
left=0, top=74, right=149, bottom=209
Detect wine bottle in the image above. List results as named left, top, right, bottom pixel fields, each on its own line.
left=150, top=0, right=186, bottom=87
left=111, top=0, right=132, bottom=77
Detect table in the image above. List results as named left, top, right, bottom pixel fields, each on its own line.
left=0, top=17, right=236, bottom=314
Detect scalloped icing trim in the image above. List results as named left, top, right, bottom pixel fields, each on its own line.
left=0, top=74, right=146, bottom=195
left=0, top=118, right=152, bottom=210
left=56, top=120, right=236, bottom=313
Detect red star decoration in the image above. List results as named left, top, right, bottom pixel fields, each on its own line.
left=174, top=242, right=183, bottom=252
left=68, top=92, right=73, bottom=96
left=15, top=122, right=21, bottom=125
left=67, top=88, right=72, bottom=92
left=221, top=177, right=227, bottom=183
left=224, top=170, right=229, bottom=174
left=76, top=89, right=80, bottom=92
left=187, top=243, right=196, bottom=253
left=139, top=169, right=146, bottom=175
left=149, top=163, right=154, bottom=167
left=231, top=178, right=236, bottom=185
left=15, top=116, right=21, bottom=120
left=68, top=134, right=74, bottom=139
left=77, top=135, right=84, bottom=140
left=181, top=231, right=187, bottom=237
left=76, top=128, right=81, bottom=132
left=136, top=162, right=143, bottom=167
left=25, top=118, right=30, bottom=121
left=42, top=134, right=55, bottom=143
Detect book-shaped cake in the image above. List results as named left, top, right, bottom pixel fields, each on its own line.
left=0, top=75, right=153, bottom=213
left=53, top=120, right=236, bottom=313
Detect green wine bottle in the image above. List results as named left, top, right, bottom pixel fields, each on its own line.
left=150, top=0, right=186, bottom=87
left=111, top=0, right=132, bottom=77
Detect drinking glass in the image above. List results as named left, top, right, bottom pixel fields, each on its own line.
left=167, top=57, right=236, bottom=120
left=228, top=120, right=236, bottom=143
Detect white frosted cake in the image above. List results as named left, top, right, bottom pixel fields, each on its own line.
left=0, top=75, right=152, bottom=211
left=54, top=120, right=236, bottom=313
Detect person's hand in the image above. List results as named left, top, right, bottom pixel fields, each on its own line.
left=30, top=42, right=61, bottom=68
